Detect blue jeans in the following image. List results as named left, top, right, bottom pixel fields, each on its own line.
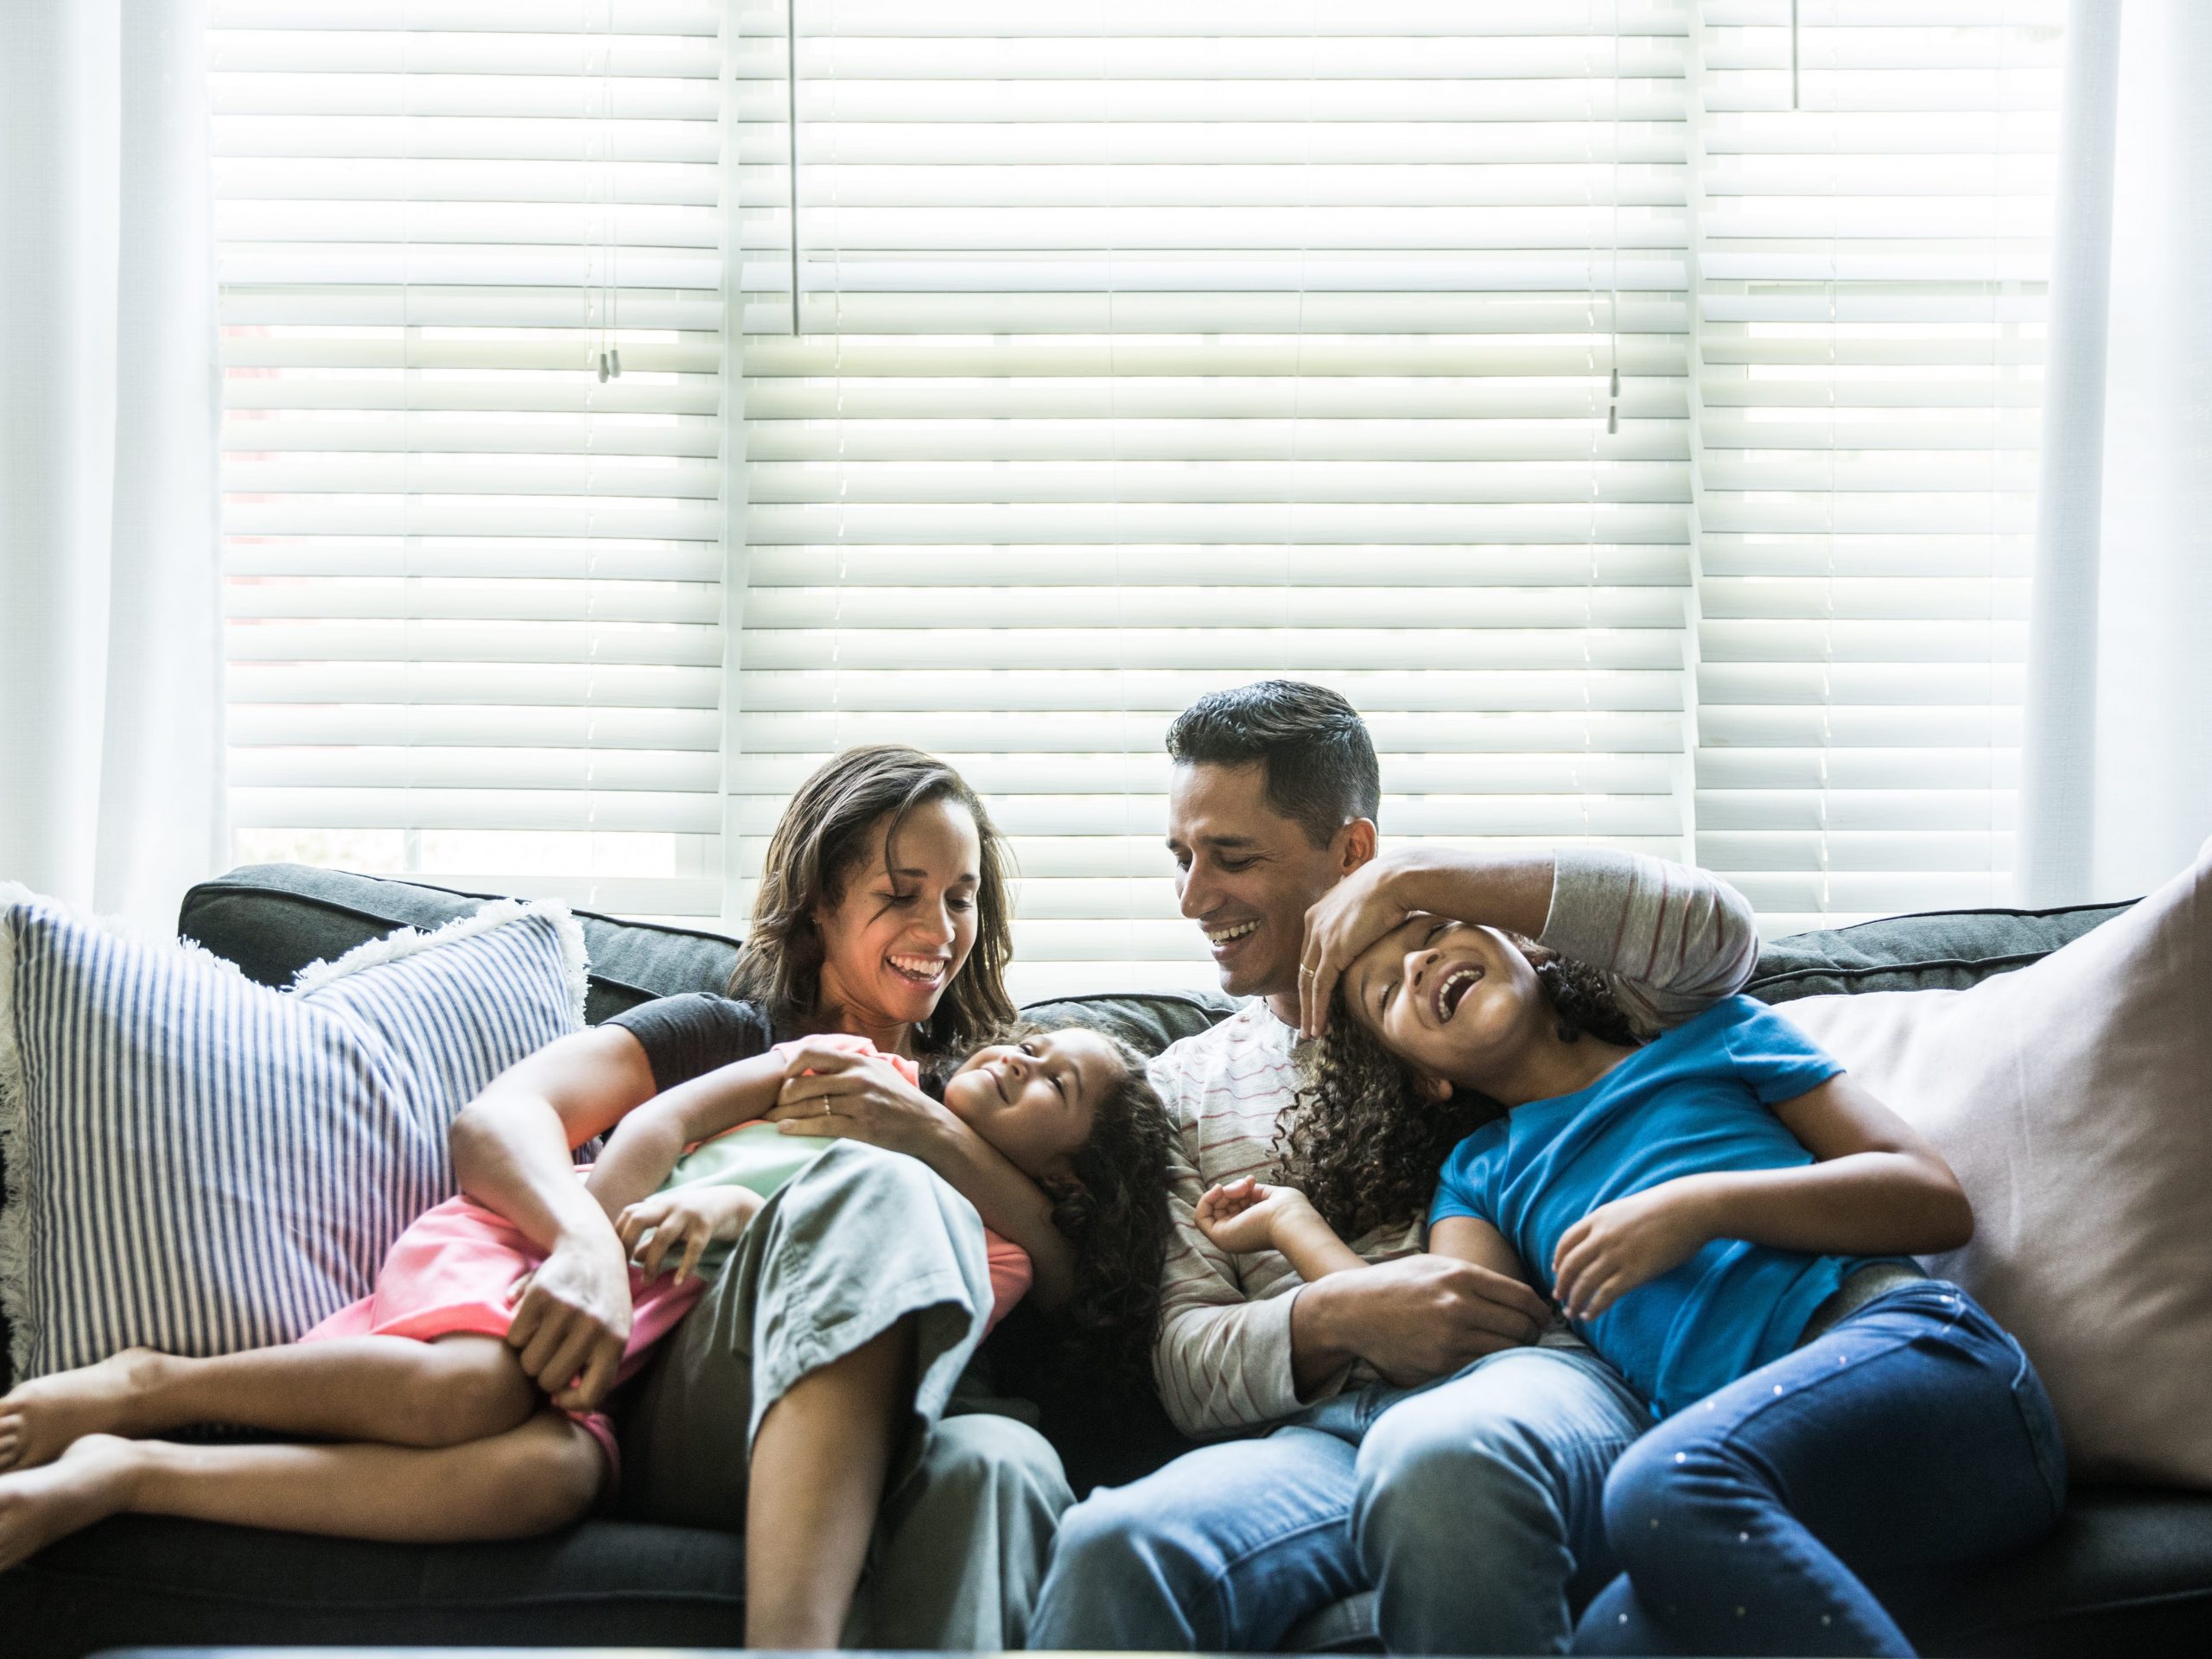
left=1572, top=1281, right=2067, bottom=1658
left=1029, top=1344, right=1648, bottom=1655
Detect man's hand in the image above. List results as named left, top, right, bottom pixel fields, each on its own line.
left=504, top=1230, right=635, bottom=1413
left=1551, top=1178, right=1713, bottom=1322
left=618, top=1185, right=763, bottom=1287
left=1299, top=1252, right=1550, bottom=1389
left=1300, top=853, right=1421, bottom=1039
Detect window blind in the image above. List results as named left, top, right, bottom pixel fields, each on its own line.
left=732, top=1, right=1699, bottom=1000
left=1688, top=2, right=2062, bottom=933
left=213, top=1, right=729, bottom=920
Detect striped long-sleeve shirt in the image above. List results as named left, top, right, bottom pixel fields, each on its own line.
left=1148, top=847, right=1763, bottom=1439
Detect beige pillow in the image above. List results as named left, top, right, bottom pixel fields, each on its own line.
left=1780, top=839, right=2212, bottom=1488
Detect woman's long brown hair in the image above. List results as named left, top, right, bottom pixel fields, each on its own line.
left=728, top=745, right=1018, bottom=1057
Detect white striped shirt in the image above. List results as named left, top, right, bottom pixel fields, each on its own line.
left=1149, top=848, right=1762, bottom=1438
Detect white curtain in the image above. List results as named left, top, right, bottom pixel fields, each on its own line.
left=0, top=0, right=225, bottom=933
left=2018, top=0, right=2212, bottom=905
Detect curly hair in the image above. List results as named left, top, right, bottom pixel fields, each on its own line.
left=937, top=1024, right=1177, bottom=1391
left=1278, top=938, right=1643, bottom=1241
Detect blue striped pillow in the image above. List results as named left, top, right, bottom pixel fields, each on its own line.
left=0, top=890, right=586, bottom=1382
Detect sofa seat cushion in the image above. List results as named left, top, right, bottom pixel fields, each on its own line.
left=0, top=1514, right=746, bottom=1658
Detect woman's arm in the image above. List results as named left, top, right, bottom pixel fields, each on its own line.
left=582, top=1050, right=788, bottom=1220
left=1549, top=1073, right=1974, bottom=1320
left=761, top=1040, right=1078, bottom=1308
left=446, top=1024, right=659, bottom=1409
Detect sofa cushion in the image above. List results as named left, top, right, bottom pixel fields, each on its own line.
left=1020, top=987, right=1243, bottom=1053
left=179, top=864, right=742, bottom=1025
left=1, top=887, right=583, bottom=1388
left=1780, top=842, right=2212, bottom=1490
left=1747, top=898, right=2132, bottom=1001
left=0, top=1514, right=746, bottom=1658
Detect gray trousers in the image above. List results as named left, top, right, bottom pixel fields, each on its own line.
left=616, top=1141, right=1074, bottom=1648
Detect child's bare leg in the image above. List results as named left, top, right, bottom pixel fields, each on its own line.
left=744, top=1315, right=918, bottom=1649
left=0, top=1410, right=603, bottom=1573
left=0, top=1336, right=534, bottom=1471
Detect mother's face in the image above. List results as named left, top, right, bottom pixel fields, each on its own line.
left=813, top=797, right=983, bottom=1033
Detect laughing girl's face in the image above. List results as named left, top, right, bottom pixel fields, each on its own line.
left=813, top=798, right=981, bottom=1047
left=1343, top=913, right=1552, bottom=1091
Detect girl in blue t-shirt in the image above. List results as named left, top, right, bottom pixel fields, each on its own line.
left=1194, top=910, right=2064, bottom=1658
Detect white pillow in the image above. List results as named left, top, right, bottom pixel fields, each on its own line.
left=1783, top=840, right=2212, bottom=1488
left=0, top=888, right=586, bottom=1381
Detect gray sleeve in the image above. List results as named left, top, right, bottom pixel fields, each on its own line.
left=603, top=993, right=776, bottom=1093
left=1539, top=848, right=1761, bottom=1035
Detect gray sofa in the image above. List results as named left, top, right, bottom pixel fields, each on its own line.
left=3, top=862, right=2209, bottom=1656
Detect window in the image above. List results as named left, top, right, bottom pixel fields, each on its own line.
left=731, top=3, right=1697, bottom=998
left=1688, top=3, right=2060, bottom=932
left=213, top=3, right=729, bottom=921
left=215, top=3, right=2063, bottom=986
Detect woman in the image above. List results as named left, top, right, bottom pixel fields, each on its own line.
left=450, top=743, right=1123, bottom=1649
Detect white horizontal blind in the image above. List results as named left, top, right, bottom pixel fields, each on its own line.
left=213, top=1, right=729, bottom=921
left=733, top=0, right=1699, bottom=1000
left=1689, top=1, right=2062, bottom=933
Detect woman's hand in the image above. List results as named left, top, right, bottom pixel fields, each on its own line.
left=617, top=1186, right=763, bottom=1287
left=1300, top=853, right=1421, bottom=1039
left=1550, top=1178, right=1715, bottom=1322
left=761, top=1039, right=954, bottom=1158
left=504, top=1229, right=636, bottom=1413
left=1195, top=1178, right=1317, bottom=1255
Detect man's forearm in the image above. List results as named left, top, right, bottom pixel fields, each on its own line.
left=1389, top=849, right=1556, bottom=940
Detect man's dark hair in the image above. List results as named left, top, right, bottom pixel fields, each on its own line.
left=1165, top=679, right=1380, bottom=847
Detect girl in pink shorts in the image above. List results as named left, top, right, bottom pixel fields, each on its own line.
left=0, top=1024, right=1168, bottom=1569
left=296, top=1034, right=1034, bottom=1478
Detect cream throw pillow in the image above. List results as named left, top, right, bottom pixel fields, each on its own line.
left=1782, top=839, right=2212, bottom=1488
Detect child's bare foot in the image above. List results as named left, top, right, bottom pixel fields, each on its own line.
left=0, top=1433, right=142, bottom=1571
left=0, top=1348, right=168, bottom=1471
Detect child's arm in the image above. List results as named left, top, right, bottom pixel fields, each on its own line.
left=614, top=1185, right=766, bottom=1285
left=1426, top=1214, right=1538, bottom=1285
left=1550, top=1072, right=1974, bottom=1321
left=582, top=1049, right=788, bottom=1221
left=1193, top=1179, right=1368, bottom=1281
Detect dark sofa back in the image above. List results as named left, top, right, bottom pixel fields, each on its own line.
left=0, top=866, right=2139, bottom=1395
left=178, top=863, right=2137, bottom=1040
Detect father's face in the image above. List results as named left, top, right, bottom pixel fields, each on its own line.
left=1167, top=760, right=1357, bottom=1003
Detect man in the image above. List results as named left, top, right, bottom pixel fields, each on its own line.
left=1028, top=681, right=1760, bottom=1654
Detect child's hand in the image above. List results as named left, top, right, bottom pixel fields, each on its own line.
left=1550, top=1179, right=1713, bottom=1322
left=1195, top=1178, right=1313, bottom=1255
left=617, top=1187, right=763, bottom=1286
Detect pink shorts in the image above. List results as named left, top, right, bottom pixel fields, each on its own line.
left=300, top=1191, right=704, bottom=1476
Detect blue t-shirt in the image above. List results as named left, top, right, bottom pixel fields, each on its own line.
left=1429, top=995, right=1886, bottom=1421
